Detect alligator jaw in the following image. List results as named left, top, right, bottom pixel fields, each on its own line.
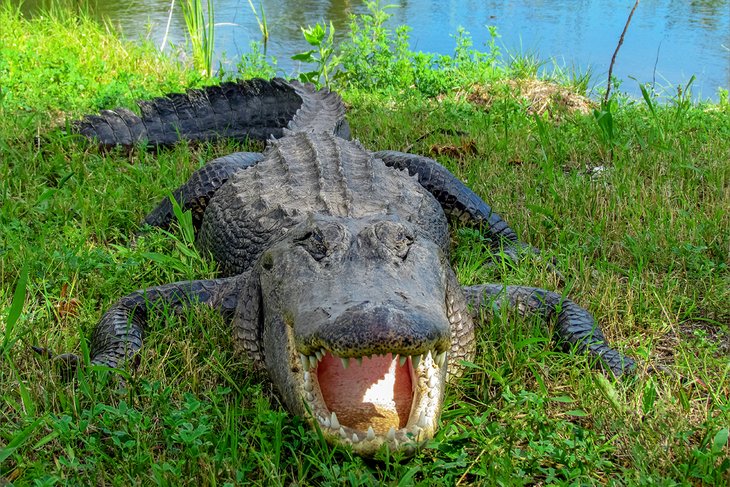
left=297, top=348, right=447, bottom=456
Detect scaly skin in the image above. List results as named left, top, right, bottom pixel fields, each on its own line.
left=46, top=78, right=636, bottom=458
left=462, top=284, right=636, bottom=376
left=75, top=78, right=350, bottom=147
left=88, top=277, right=242, bottom=369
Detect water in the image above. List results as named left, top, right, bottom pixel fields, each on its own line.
left=18, top=0, right=730, bottom=101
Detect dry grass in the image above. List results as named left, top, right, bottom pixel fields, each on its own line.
left=465, top=79, right=596, bottom=117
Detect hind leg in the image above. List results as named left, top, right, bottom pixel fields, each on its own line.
left=374, top=151, right=526, bottom=255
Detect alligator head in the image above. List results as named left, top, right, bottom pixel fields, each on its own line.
left=235, top=214, right=470, bottom=457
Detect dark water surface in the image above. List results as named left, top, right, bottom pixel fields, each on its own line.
left=19, top=0, right=730, bottom=100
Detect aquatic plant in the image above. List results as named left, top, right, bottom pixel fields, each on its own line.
left=246, top=0, right=269, bottom=48
left=180, top=0, right=215, bottom=77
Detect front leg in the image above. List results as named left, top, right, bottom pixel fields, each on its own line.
left=47, top=277, right=243, bottom=375
left=374, top=151, right=523, bottom=255
left=143, top=152, right=263, bottom=231
left=463, top=284, right=636, bottom=377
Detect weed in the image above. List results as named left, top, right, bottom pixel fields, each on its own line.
left=338, top=3, right=503, bottom=96
left=236, top=40, right=277, bottom=80
left=293, top=21, right=340, bottom=89
left=338, top=1, right=411, bottom=90
left=718, top=87, right=729, bottom=109
left=593, top=99, right=617, bottom=160
left=547, top=60, right=594, bottom=96
left=505, top=47, right=545, bottom=79
left=139, top=195, right=217, bottom=281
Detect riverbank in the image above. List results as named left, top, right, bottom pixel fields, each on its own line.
left=1, top=5, right=728, bottom=485
left=16, top=0, right=730, bottom=101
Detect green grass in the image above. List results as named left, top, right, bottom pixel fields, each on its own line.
left=2, top=3, right=729, bottom=485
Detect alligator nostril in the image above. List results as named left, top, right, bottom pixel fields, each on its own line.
left=261, top=252, right=274, bottom=270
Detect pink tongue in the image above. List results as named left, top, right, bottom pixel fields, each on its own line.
left=317, top=353, right=412, bottom=434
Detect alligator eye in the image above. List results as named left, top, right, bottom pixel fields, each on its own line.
left=295, top=230, right=328, bottom=261
left=374, top=221, right=414, bottom=259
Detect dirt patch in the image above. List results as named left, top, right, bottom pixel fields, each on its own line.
left=429, top=137, right=478, bottom=161
left=679, top=320, right=730, bottom=356
left=465, top=79, right=596, bottom=117
left=653, top=319, right=730, bottom=371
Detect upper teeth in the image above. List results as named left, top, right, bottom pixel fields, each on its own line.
left=298, top=349, right=447, bottom=372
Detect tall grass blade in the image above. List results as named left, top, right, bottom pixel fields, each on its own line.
left=2, top=264, right=28, bottom=353
left=169, top=195, right=193, bottom=245
left=0, top=416, right=45, bottom=463
left=594, top=373, right=624, bottom=413
left=206, top=0, right=214, bottom=75
left=260, top=2, right=268, bottom=44
left=639, top=83, right=657, bottom=118
left=8, top=359, right=36, bottom=417
left=642, top=378, right=657, bottom=415
left=247, top=0, right=269, bottom=46
left=161, top=0, right=175, bottom=52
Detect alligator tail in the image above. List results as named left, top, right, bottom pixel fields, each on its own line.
left=75, top=78, right=350, bottom=148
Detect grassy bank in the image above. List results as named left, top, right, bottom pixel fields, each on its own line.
left=1, top=3, right=729, bottom=485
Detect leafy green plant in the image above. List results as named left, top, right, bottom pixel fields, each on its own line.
left=236, top=41, right=277, bottom=79
left=593, top=99, right=617, bottom=159
left=670, top=75, right=695, bottom=128
left=339, top=2, right=503, bottom=96
left=718, top=87, right=729, bottom=110
left=639, top=82, right=666, bottom=144
left=139, top=194, right=216, bottom=281
left=339, top=1, right=412, bottom=90
left=292, top=22, right=339, bottom=88
left=411, top=27, right=501, bottom=96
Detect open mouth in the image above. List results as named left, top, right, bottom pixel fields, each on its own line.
left=298, top=348, right=447, bottom=453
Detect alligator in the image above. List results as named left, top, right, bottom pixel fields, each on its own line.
left=50, top=78, right=635, bottom=458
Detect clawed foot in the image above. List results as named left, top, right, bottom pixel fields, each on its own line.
left=31, top=346, right=81, bottom=382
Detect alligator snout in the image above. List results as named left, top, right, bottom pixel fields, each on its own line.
left=312, top=301, right=451, bottom=358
